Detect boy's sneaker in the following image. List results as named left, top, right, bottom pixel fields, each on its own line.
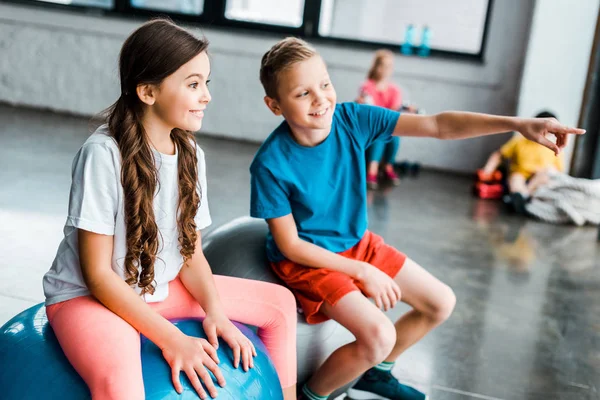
left=385, top=169, right=401, bottom=186
left=367, top=174, right=379, bottom=190
left=347, top=367, right=427, bottom=400
left=509, top=192, right=528, bottom=215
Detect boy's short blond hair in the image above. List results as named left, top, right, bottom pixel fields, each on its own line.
left=260, top=37, right=318, bottom=99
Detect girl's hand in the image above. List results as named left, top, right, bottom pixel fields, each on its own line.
left=518, top=118, right=585, bottom=155
left=162, top=333, right=226, bottom=399
left=356, top=262, right=402, bottom=311
left=203, top=312, right=257, bottom=372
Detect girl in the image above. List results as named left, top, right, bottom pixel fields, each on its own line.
left=42, top=19, right=297, bottom=400
left=357, top=50, right=417, bottom=190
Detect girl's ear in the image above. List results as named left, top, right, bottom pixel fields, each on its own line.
left=136, top=84, right=157, bottom=106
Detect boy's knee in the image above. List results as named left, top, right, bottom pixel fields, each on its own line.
left=358, top=319, right=396, bottom=365
left=429, top=285, right=456, bottom=324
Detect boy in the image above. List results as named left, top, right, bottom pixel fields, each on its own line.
left=250, top=38, right=582, bottom=400
left=480, top=111, right=564, bottom=214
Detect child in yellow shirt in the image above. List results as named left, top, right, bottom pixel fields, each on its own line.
left=481, top=111, right=564, bottom=213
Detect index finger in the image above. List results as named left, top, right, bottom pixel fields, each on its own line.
left=393, top=282, right=402, bottom=303
left=388, top=285, right=399, bottom=307
left=549, top=122, right=585, bottom=135
left=201, top=340, right=220, bottom=364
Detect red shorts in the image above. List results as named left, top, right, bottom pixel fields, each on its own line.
left=270, top=231, right=407, bottom=324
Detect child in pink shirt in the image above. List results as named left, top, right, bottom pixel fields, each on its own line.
left=357, top=50, right=405, bottom=189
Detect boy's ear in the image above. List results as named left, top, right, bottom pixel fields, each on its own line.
left=136, top=84, right=157, bottom=106
left=264, top=96, right=282, bottom=116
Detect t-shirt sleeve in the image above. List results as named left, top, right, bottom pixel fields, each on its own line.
left=195, top=146, right=212, bottom=230
left=250, top=164, right=291, bottom=220
left=500, top=136, right=519, bottom=159
left=350, top=102, right=401, bottom=148
left=66, top=143, right=119, bottom=235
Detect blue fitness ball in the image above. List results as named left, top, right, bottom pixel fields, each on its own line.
left=0, top=304, right=283, bottom=399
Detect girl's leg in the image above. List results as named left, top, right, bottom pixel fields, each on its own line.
left=304, top=291, right=396, bottom=396
left=368, top=160, right=381, bottom=177
left=382, top=137, right=401, bottom=185
left=383, top=137, right=400, bottom=171
left=385, top=257, right=456, bottom=361
left=46, top=296, right=144, bottom=400
left=367, top=141, right=386, bottom=178
left=153, top=277, right=298, bottom=396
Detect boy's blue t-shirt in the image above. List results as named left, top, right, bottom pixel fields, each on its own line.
left=250, top=102, right=401, bottom=262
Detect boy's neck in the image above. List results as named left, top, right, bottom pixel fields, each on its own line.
left=288, top=123, right=331, bottom=147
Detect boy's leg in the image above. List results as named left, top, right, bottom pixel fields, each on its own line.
left=507, top=173, right=529, bottom=214
left=304, top=291, right=395, bottom=396
left=526, top=169, right=551, bottom=195
left=47, top=296, right=144, bottom=400
left=346, top=256, right=451, bottom=400
left=385, top=258, right=456, bottom=362
left=508, top=172, right=529, bottom=195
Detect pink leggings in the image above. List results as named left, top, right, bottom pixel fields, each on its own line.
left=46, top=276, right=297, bottom=399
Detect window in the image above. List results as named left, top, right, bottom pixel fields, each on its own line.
left=131, top=0, right=204, bottom=15
left=18, top=0, right=494, bottom=60
left=319, top=0, right=490, bottom=55
left=224, top=0, right=305, bottom=28
left=33, top=0, right=113, bottom=8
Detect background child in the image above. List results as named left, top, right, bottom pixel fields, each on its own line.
left=42, top=19, right=297, bottom=400
left=251, top=38, right=583, bottom=400
left=356, top=49, right=417, bottom=189
left=481, top=111, right=564, bottom=213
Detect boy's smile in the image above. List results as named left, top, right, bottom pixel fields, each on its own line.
left=265, top=55, right=337, bottom=146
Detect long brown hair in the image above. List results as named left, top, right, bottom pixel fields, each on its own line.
left=105, top=19, right=209, bottom=295
left=367, top=49, right=393, bottom=82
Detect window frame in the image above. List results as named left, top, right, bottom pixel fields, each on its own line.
left=6, top=0, right=494, bottom=62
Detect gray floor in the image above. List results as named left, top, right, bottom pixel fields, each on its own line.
left=1, top=104, right=599, bottom=400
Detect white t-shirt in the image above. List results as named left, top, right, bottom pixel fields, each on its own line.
left=43, top=125, right=211, bottom=306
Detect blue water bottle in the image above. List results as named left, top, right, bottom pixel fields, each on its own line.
left=418, top=25, right=431, bottom=57
left=401, top=24, right=415, bottom=55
